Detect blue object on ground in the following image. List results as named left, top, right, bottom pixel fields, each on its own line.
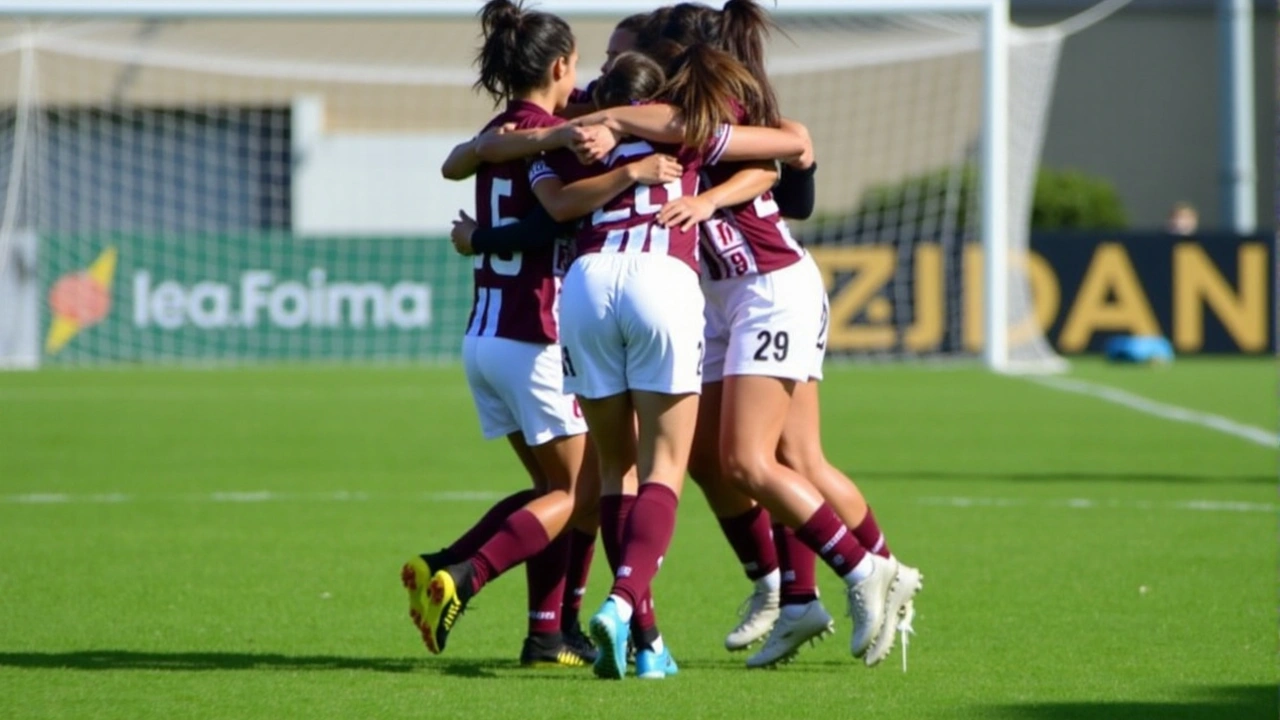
left=1103, top=335, right=1174, bottom=364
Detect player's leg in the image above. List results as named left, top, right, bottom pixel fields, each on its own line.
left=690, top=298, right=779, bottom=611
left=714, top=263, right=898, bottom=659
left=596, top=388, right=696, bottom=679
left=404, top=336, right=540, bottom=650
left=688, top=377, right=782, bottom=652
left=746, top=523, right=834, bottom=669
left=779, top=379, right=921, bottom=667
left=587, top=254, right=702, bottom=680
left=422, top=340, right=589, bottom=656
left=560, top=434, right=600, bottom=655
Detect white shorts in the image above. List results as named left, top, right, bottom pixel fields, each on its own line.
left=462, top=335, right=588, bottom=445
left=559, top=253, right=706, bottom=399
left=703, top=253, right=828, bottom=383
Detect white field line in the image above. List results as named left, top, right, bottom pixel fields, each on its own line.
left=1027, top=375, right=1279, bottom=449
left=917, top=496, right=1277, bottom=514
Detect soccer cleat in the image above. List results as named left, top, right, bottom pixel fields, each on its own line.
left=401, top=555, right=438, bottom=651
left=745, top=600, right=836, bottom=669
left=846, top=554, right=897, bottom=658
left=563, top=624, right=599, bottom=665
left=725, top=585, right=781, bottom=651
left=421, top=561, right=475, bottom=655
left=746, top=600, right=834, bottom=669
left=864, top=564, right=923, bottom=668
left=635, top=646, right=679, bottom=679
left=588, top=599, right=631, bottom=680
left=519, top=633, right=595, bottom=668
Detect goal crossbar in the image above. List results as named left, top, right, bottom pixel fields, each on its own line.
left=0, top=1, right=1003, bottom=19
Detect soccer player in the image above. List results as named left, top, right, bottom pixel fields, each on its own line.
left=514, top=48, right=811, bottom=680
left=404, top=0, right=675, bottom=668
left=629, top=1, right=925, bottom=670
left=566, top=17, right=923, bottom=672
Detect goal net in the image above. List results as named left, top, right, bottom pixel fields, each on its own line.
left=0, top=2, right=1066, bottom=370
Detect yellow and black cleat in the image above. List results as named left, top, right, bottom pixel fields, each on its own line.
left=520, top=633, right=596, bottom=668
left=422, top=562, right=474, bottom=655
left=401, top=555, right=437, bottom=651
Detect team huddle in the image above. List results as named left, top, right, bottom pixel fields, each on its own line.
left=401, top=0, right=923, bottom=680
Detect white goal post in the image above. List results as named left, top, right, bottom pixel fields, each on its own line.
left=0, top=0, right=1064, bottom=372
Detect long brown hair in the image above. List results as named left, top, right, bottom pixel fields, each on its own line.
left=663, top=42, right=763, bottom=149
left=719, top=0, right=781, bottom=127
left=637, top=2, right=780, bottom=128
left=474, top=0, right=575, bottom=106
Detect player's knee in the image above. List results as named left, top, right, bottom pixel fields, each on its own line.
left=776, top=443, right=819, bottom=484
left=720, top=449, right=773, bottom=496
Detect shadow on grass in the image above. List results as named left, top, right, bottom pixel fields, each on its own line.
left=847, top=469, right=1274, bottom=485
left=0, top=650, right=535, bottom=677
left=990, top=685, right=1278, bottom=720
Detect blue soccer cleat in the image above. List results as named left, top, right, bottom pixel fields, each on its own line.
left=588, top=598, right=631, bottom=680
left=635, top=646, right=679, bottom=679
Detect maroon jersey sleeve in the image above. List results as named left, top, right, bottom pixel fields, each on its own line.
left=704, top=124, right=733, bottom=167
left=530, top=148, right=597, bottom=189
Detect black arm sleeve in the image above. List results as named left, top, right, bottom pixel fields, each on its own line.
left=774, top=162, right=818, bottom=221
left=470, top=205, right=566, bottom=255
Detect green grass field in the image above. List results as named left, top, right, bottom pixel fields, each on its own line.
left=0, top=358, right=1275, bottom=719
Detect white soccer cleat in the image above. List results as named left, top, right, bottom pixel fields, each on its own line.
left=846, top=554, right=897, bottom=658
left=745, top=600, right=835, bottom=668
left=725, top=585, right=781, bottom=651
left=865, top=564, right=923, bottom=668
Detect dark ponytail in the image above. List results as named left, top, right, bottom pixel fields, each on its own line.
left=663, top=43, right=762, bottom=149
left=637, top=1, right=781, bottom=128
left=719, top=0, right=781, bottom=127
left=592, top=52, right=667, bottom=109
left=474, top=0, right=576, bottom=106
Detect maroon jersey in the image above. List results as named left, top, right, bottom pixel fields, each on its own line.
left=700, top=126, right=805, bottom=280
left=529, top=125, right=732, bottom=274
left=467, top=100, right=570, bottom=344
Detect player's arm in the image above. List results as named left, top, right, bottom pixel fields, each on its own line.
left=715, top=123, right=810, bottom=165
left=531, top=154, right=683, bottom=223
left=570, top=106, right=811, bottom=166
left=772, top=119, right=817, bottom=220
left=571, top=104, right=683, bottom=144
left=657, top=162, right=777, bottom=231
left=475, top=124, right=577, bottom=164
left=472, top=206, right=566, bottom=255
left=441, top=136, right=483, bottom=180
left=774, top=163, right=818, bottom=220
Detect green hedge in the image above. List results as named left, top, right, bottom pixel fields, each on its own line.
left=812, top=165, right=1128, bottom=236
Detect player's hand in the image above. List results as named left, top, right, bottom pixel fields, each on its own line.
left=628, top=154, right=682, bottom=185
left=657, top=195, right=716, bottom=231
left=481, top=122, right=517, bottom=140
left=570, top=124, right=619, bottom=164
left=780, top=118, right=815, bottom=170
left=450, top=210, right=478, bottom=256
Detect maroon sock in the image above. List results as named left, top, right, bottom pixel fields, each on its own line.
left=793, top=503, right=867, bottom=579
left=716, top=505, right=779, bottom=581
left=600, top=494, right=656, bottom=634
left=610, top=483, right=680, bottom=610
left=852, top=506, right=892, bottom=558
left=446, top=489, right=538, bottom=560
left=525, top=533, right=569, bottom=636
left=599, top=494, right=635, bottom=574
left=560, top=529, right=596, bottom=632
left=631, top=591, right=657, bottom=641
left=774, top=524, right=819, bottom=606
left=471, top=508, right=552, bottom=593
